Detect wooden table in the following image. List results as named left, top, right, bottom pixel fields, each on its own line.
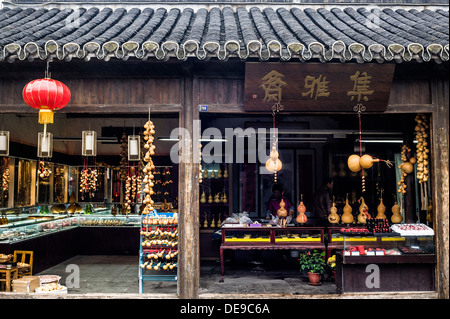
left=0, top=267, right=18, bottom=292
left=219, top=226, right=326, bottom=282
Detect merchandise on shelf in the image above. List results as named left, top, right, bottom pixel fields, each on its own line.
left=139, top=212, right=179, bottom=293
left=391, top=223, right=434, bottom=236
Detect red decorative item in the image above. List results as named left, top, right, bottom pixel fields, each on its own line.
left=22, top=78, right=71, bottom=125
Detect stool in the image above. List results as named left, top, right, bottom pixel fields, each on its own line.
left=0, top=268, right=18, bottom=292
left=13, top=251, right=33, bottom=278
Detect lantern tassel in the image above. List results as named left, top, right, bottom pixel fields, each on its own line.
left=38, top=109, right=54, bottom=125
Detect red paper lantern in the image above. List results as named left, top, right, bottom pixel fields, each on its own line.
left=22, top=78, right=71, bottom=125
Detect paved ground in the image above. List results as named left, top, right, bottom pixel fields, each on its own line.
left=35, top=255, right=338, bottom=295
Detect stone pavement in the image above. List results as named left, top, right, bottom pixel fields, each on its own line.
left=34, top=255, right=338, bottom=296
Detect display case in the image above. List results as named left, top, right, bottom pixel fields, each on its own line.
left=79, top=215, right=140, bottom=227
left=335, top=223, right=436, bottom=293
left=223, top=227, right=272, bottom=244
left=219, top=226, right=326, bottom=282
left=220, top=226, right=325, bottom=246
left=14, top=158, right=36, bottom=207
left=274, top=227, right=324, bottom=244
left=0, top=216, right=78, bottom=243
left=342, top=234, right=434, bottom=258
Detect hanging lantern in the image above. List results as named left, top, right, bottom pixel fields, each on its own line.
left=22, top=78, right=71, bottom=126
left=82, top=130, right=97, bottom=156
left=0, top=131, right=10, bottom=156
left=38, top=132, right=53, bottom=158
left=128, top=135, right=141, bottom=161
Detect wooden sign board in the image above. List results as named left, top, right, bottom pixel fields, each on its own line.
left=244, top=62, right=395, bottom=112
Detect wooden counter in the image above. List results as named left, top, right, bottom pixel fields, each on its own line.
left=335, top=252, right=436, bottom=293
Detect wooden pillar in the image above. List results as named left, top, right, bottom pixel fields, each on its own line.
left=431, top=77, right=449, bottom=299
left=178, top=62, right=200, bottom=298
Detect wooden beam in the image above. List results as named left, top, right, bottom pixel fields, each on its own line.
left=385, top=104, right=434, bottom=113
left=0, top=105, right=182, bottom=114
left=177, top=63, right=200, bottom=299
left=431, top=78, right=449, bottom=299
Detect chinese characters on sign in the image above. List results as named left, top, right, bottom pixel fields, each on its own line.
left=245, top=63, right=394, bottom=112
left=260, top=70, right=287, bottom=104
left=260, top=70, right=287, bottom=113
left=261, top=71, right=374, bottom=103
left=302, top=75, right=331, bottom=100
left=347, top=71, right=374, bottom=102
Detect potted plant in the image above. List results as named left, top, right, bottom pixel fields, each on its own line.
left=298, top=249, right=326, bottom=285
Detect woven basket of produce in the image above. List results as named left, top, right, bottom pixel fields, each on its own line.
left=0, top=254, right=13, bottom=263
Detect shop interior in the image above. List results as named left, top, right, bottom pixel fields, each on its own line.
left=0, top=110, right=433, bottom=294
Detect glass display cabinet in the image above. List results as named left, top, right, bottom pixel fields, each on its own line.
left=336, top=224, right=436, bottom=293
left=274, top=227, right=324, bottom=244
left=222, top=227, right=272, bottom=244
left=0, top=216, right=79, bottom=243
left=219, top=226, right=326, bottom=282
left=14, top=159, right=36, bottom=207
left=79, top=215, right=140, bottom=227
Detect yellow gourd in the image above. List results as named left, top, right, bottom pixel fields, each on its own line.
left=357, top=197, right=369, bottom=224
left=277, top=198, right=287, bottom=218
left=328, top=202, right=340, bottom=224
left=296, top=194, right=307, bottom=224
left=341, top=194, right=354, bottom=224
left=400, top=161, right=414, bottom=174
left=347, top=154, right=362, bottom=172
left=360, top=154, right=379, bottom=169
left=376, top=197, right=386, bottom=219
left=200, top=191, right=206, bottom=204
left=277, top=198, right=288, bottom=228
left=391, top=200, right=403, bottom=224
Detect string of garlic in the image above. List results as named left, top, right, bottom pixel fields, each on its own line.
left=415, top=113, right=430, bottom=210
left=142, top=117, right=156, bottom=215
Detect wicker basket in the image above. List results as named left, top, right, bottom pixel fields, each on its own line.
left=0, top=254, right=13, bottom=263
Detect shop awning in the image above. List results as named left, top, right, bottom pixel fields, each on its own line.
left=0, top=3, right=448, bottom=63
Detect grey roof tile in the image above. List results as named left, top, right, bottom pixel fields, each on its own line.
left=0, top=5, right=448, bottom=63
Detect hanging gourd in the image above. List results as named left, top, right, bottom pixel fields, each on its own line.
left=341, top=194, right=354, bottom=224
left=141, top=109, right=156, bottom=215
left=348, top=154, right=393, bottom=172
left=296, top=194, right=307, bottom=224
left=357, top=197, right=369, bottom=224
left=328, top=202, right=340, bottom=224
left=360, top=154, right=377, bottom=169
left=347, top=154, right=362, bottom=172
left=415, top=114, right=431, bottom=214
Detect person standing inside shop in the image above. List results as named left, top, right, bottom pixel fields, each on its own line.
left=266, top=184, right=295, bottom=221
left=314, top=178, right=334, bottom=225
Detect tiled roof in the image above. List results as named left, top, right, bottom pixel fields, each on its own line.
left=0, top=5, right=448, bottom=63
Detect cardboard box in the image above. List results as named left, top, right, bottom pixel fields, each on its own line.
left=12, top=276, right=40, bottom=293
